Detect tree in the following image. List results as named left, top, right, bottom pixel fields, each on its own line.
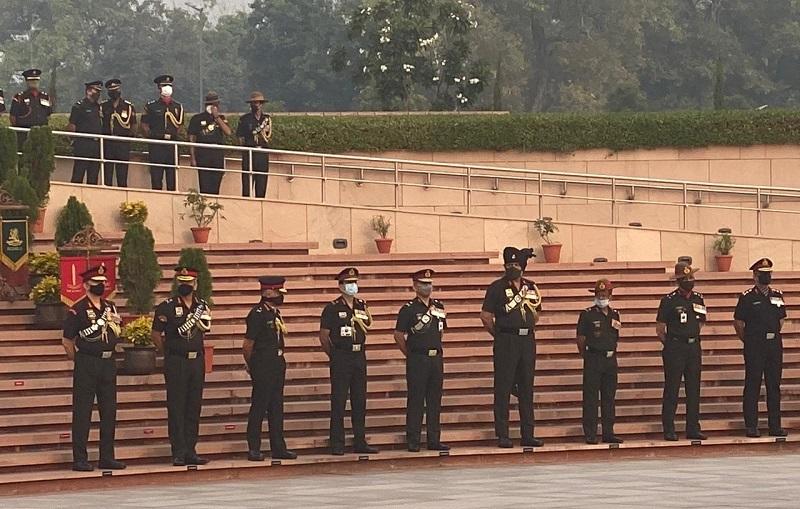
left=119, top=223, right=162, bottom=315
left=20, top=126, right=55, bottom=207
left=54, top=196, right=93, bottom=248
left=0, top=128, right=18, bottom=184
left=171, top=248, right=213, bottom=304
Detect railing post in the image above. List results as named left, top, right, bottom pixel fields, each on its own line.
left=537, top=172, right=544, bottom=219
left=248, top=148, right=254, bottom=192
left=682, top=182, right=688, bottom=230
left=611, top=178, right=617, bottom=225
left=756, top=187, right=762, bottom=236
left=394, top=161, right=400, bottom=208
left=321, top=155, right=327, bottom=203
left=99, top=136, right=106, bottom=186
left=466, top=167, right=471, bottom=214
left=174, top=141, right=180, bottom=191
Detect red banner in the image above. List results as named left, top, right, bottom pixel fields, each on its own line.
left=59, top=255, right=117, bottom=306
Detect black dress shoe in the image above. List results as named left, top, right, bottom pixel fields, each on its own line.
left=746, top=428, right=761, bottom=438
left=603, top=436, right=624, bottom=444
left=172, top=457, right=186, bottom=466
left=498, top=438, right=513, bottom=448
left=427, top=443, right=450, bottom=451
left=354, top=443, right=378, bottom=454
left=272, top=450, right=297, bottom=460
left=664, top=432, right=678, bottom=441
left=247, top=451, right=266, bottom=462
left=520, top=437, right=544, bottom=447
left=769, top=428, right=788, bottom=437
left=407, top=445, right=421, bottom=452
left=331, top=447, right=345, bottom=456
left=72, top=461, right=94, bottom=472
left=687, top=432, right=707, bottom=441
left=98, top=459, right=126, bottom=470
left=585, top=437, right=599, bottom=445
left=185, top=454, right=210, bottom=465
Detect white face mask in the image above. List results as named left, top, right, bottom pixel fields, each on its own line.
left=594, top=298, right=610, bottom=309
left=160, top=85, right=173, bottom=97
left=343, top=282, right=358, bottom=296
left=205, top=105, right=213, bottom=114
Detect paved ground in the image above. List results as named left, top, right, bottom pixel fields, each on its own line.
left=3, top=453, right=799, bottom=508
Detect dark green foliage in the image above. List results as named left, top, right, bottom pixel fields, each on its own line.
left=171, top=248, right=213, bottom=305
left=20, top=126, right=56, bottom=206
left=0, top=127, right=18, bottom=183
left=119, top=223, right=162, bottom=315
left=54, top=196, right=94, bottom=248
left=2, top=174, right=40, bottom=223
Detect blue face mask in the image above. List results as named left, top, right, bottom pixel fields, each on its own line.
left=343, top=282, right=358, bottom=296
left=594, top=298, right=610, bottom=309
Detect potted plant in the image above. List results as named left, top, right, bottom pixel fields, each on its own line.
left=180, top=189, right=224, bottom=244
left=29, top=275, right=65, bottom=328
left=533, top=217, right=561, bottom=263
left=21, top=127, right=56, bottom=233
left=28, top=251, right=60, bottom=289
left=118, top=201, right=148, bottom=229
left=54, top=196, right=94, bottom=248
left=713, top=228, right=736, bottom=272
left=119, top=223, right=162, bottom=321
left=370, top=214, right=393, bottom=254
left=120, top=316, right=157, bottom=374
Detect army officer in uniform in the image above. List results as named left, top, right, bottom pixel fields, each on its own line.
left=67, top=80, right=104, bottom=185
left=394, top=269, right=450, bottom=452
left=100, top=79, right=137, bottom=187
left=10, top=68, right=52, bottom=147
left=141, top=75, right=183, bottom=191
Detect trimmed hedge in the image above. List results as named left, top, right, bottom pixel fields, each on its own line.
left=4, top=110, right=800, bottom=153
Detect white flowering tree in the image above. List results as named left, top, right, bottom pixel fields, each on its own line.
left=337, top=0, right=487, bottom=110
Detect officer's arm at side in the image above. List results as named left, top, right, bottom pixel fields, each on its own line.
left=655, top=297, right=668, bottom=343
left=242, top=309, right=258, bottom=366
left=62, top=309, right=78, bottom=361
left=393, top=306, right=411, bottom=357
left=242, top=339, right=255, bottom=366
left=319, top=305, right=334, bottom=357
left=151, top=305, right=167, bottom=354
left=575, top=311, right=587, bottom=354
left=480, top=285, right=497, bottom=336
left=733, top=295, right=746, bottom=341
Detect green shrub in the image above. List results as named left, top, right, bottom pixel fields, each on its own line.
left=29, top=276, right=61, bottom=304
left=0, top=127, right=17, bottom=183
left=2, top=174, right=40, bottom=223
left=20, top=126, right=55, bottom=207
left=171, top=248, right=213, bottom=305
left=121, top=316, right=155, bottom=346
left=54, top=196, right=94, bottom=248
left=119, top=223, right=162, bottom=315
left=29, top=252, right=60, bottom=277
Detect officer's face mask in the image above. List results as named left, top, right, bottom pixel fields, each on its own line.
left=250, top=103, right=261, bottom=114
left=417, top=283, right=433, bottom=297
left=87, top=89, right=100, bottom=102
left=88, top=283, right=105, bottom=296
left=342, top=282, right=359, bottom=296
left=160, top=85, right=173, bottom=98
left=265, top=295, right=284, bottom=306
left=177, top=283, right=194, bottom=297
left=679, top=278, right=695, bottom=292
left=594, top=297, right=610, bottom=309
left=756, top=272, right=772, bottom=285
left=27, top=79, right=39, bottom=91
left=108, top=90, right=121, bottom=100
left=504, top=264, right=522, bottom=280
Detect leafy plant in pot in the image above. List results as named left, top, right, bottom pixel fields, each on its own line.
left=29, top=275, right=66, bottom=328
left=120, top=316, right=157, bottom=374
left=180, top=189, right=224, bottom=244
left=118, top=201, right=148, bottom=229
left=712, top=228, right=736, bottom=272
left=533, top=217, right=561, bottom=263
left=28, top=251, right=59, bottom=289
left=370, top=215, right=393, bottom=254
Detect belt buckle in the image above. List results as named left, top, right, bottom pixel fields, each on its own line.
left=518, top=328, right=529, bottom=336
left=187, top=351, right=198, bottom=359
left=101, top=351, right=112, bottom=359
left=164, top=133, right=172, bottom=140
left=352, top=344, right=362, bottom=352
left=766, top=333, right=776, bottom=340
left=606, top=351, right=614, bottom=358
left=427, top=349, right=437, bottom=357
left=277, top=349, right=284, bottom=356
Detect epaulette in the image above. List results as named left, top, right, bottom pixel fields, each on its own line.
left=12, top=92, right=23, bottom=101
left=74, top=100, right=83, bottom=107
left=255, top=306, right=263, bottom=313
left=146, top=99, right=158, bottom=106
left=584, top=306, right=593, bottom=312
left=773, top=288, right=784, bottom=295
left=403, top=300, right=414, bottom=307
left=692, top=291, right=704, bottom=298
left=39, top=91, right=49, bottom=98
left=433, top=299, right=444, bottom=306
left=741, top=287, right=754, bottom=296
left=165, top=297, right=174, bottom=303
left=124, top=100, right=132, bottom=105
left=357, top=298, right=366, bottom=305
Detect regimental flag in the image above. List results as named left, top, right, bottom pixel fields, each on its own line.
left=0, top=219, right=29, bottom=271
left=59, top=255, right=117, bottom=306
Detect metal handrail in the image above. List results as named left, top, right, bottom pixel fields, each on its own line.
left=11, top=126, right=800, bottom=236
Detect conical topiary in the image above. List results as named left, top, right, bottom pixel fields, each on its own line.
left=119, top=223, right=162, bottom=315
left=21, top=126, right=55, bottom=207
left=171, top=247, right=213, bottom=304
left=54, top=196, right=94, bottom=248
left=0, top=127, right=18, bottom=184
left=2, top=173, right=40, bottom=223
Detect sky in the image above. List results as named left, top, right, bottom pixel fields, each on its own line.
left=168, top=0, right=250, bottom=19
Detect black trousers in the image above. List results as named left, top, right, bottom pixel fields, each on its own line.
left=72, top=353, right=117, bottom=464
left=71, top=139, right=101, bottom=185
left=246, top=351, right=288, bottom=453
left=104, top=140, right=130, bottom=187
left=662, top=339, right=702, bottom=435
left=197, top=149, right=225, bottom=195
left=164, top=354, right=205, bottom=459
left=329, top=350, right=367, bottom=449
left=149, top=142, right=176, bottom=191
left=493, top=333, right=535, bottom=440
left=743, top=339, right=783, bottom=431
left=406, top=353, right=444, bottom=447
left=242, top=151, right=269, bottom=198
left=582, top=352, right=618, bottom=439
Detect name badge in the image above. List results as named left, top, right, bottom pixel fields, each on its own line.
left=24, top=98, right=30, bottom=104
left=519, top=328, right=529, bottom=336
left=505, top=288, right=514, bottom=298
left=277, top=349, right=284, bottom=356
left=766, top=333, right=777, bottom=340
left=87, top=309, right=96, bottom=320
left=187, top=352, right=198, bottom=359
left=438, top=322, right=444, bottom=332
left=428, top=349, right=438, bottom=357
left=164, top=134, right=172, bottom=140
left=680, top=312, right=688, bottom=324
left=40, top=99, right=50, bottom=106
left=338, top=311, right=348, bottom=319
left=611, top=319, right=622, bottom=330
left=340, top=326, right=353, bottom=337
left=175, top=307, right=183, bottom=317
left=200, top=120, right=207, bottom=126
left=770, top=297, right=785, bottom=307
left=101, top=351, right=112, bottom=359
left=692, top=304, right=707, bottom=314
left=354, top=310, right=369, bottom=321
left=352, top=344, right=362, bottom=352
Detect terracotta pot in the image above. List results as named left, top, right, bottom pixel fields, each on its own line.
left=191, top=227, right=211, bottom=244
left=375, top=238, right=393, bottom=254
left=203, top=344, right=215, bottom=374
left=542, top=243, right=562, bottom=263
left=123, top=345, right=157, bottom=375
left=715, top=254, right=733, bottom=272
left=34, top=302, right=66, bottom=329
left=31, top=207, right=47, bottom=234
